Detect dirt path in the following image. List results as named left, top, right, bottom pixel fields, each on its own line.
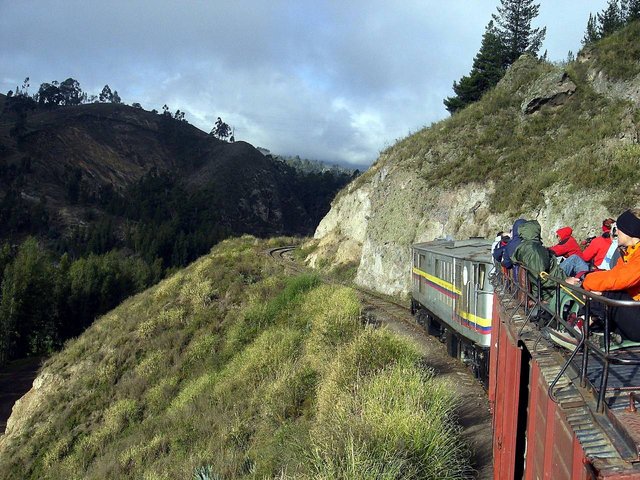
left=270, top=246, right=493, bottom=478
left=0, top=357, right=43, bottom=435
left=361, top=300, right=493, bottom=479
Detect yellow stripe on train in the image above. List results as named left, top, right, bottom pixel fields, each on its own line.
left=413, top=266, right=491, bottom=327
left=457, top=309, right=491, bottom=328
left=412, top=266, right=461, bottom=295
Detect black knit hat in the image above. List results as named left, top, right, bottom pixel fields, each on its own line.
left=616, top=210, right=640, bottom=238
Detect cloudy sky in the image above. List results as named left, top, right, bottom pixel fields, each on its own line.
left=1, top=1, right=606, bottom=168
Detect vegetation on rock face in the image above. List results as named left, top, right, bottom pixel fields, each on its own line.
left=0, top=237, right=470, bottom=479
left=391, top=41, right=638, bottom=216
left=312, top=20, right=640, bottom=297
left=589, top=20, right=640, bottom=80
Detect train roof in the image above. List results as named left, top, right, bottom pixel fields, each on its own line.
left=412, top=238, right=493, bottom=263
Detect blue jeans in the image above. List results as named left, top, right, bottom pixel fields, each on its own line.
left=560, top=254, right=589, bottom=277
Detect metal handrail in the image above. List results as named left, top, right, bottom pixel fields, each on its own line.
left=491, top=262, right=640, bottom=412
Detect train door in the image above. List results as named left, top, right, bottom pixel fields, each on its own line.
left=455, top=261, right=472, bottom=328
left=466, top=262, right=475, bottom=322
left=418, top=253, right=426, bottom=295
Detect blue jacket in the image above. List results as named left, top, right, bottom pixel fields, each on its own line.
left=500, top=218, right=527, bottom=269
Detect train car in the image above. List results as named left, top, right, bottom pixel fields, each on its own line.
left=490, top=266, right=640, bottom=479
left=411, top=238, right=640, bottom=478
left=410, top=238, right=494, bottom=383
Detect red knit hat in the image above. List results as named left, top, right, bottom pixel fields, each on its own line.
left=602, top=218, right=614, bottom=232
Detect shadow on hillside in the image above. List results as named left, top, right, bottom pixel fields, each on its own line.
left=0, top=357, right=43, bottom=434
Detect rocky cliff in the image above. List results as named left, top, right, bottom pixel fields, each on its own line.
left=310, top=28, right=640, bottom=297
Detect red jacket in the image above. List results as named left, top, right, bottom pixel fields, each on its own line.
left=549, top=227, right=582, bottom=258
left=583, top=243, right=640, bottom=300
left=580, top=235, right=612, bottom=267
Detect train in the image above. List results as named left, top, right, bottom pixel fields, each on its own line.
left=410, top=238, right=494, bottom=384
left=411, top=237, right=640, bottom=478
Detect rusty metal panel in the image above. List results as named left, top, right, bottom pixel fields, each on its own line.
left=492, top=321, right=508, bottom=479
left=525, top=361, right=541, bottom=480
left=572, top=436, right=589, bottom=480
left=551, top=407, right=573, bottom=479
left=493, top=320, right=522, bottom=480
left=533, top=369, right=550, bottom=478
left=488, top=299, right=502, bottom=409
left=542, top=373, right=560, bottom=479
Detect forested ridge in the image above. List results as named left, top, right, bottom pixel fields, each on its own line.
left=0, top=83, right=356, bottom=365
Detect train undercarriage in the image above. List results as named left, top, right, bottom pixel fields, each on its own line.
left=412, top=300, right=490, bottom=388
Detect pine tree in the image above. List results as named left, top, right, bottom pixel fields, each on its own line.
left=621, top=0, right=630, bottom=20
left=628, top=0, right=640, bottom=21
left=444, top=21, right=507, bottom=113
left=492, top=0, right=547, bottom=65
left=582, top=13, right=600, bottom=45
left=598, top=0, right=624, bottom=37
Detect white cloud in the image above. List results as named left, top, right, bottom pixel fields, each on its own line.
left=0, top=0, right=608, bottom=166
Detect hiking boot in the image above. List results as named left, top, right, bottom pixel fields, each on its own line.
left=544, top=326, right=580, bottom=351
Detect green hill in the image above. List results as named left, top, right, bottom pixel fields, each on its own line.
left=0, top=99, right=352, bottom=256
left=0, top=237, right=470, bottom=479
left=310, top=21, right=640, bottom=297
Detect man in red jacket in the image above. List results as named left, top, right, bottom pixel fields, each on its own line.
left=549, top=226, right=582, bottom=258
left=580, top=218, right=615, bottom=268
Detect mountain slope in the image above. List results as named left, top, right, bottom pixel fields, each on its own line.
left=310, top=23, right=640, bottom=296
left=0, top=237, right=471, bottom=479
left=0, top=101, right=349, bottom=245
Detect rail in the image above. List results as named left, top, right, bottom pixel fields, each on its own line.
left=491, top=263, right=640, bottom=413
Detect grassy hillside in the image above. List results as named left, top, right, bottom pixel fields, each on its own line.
left=344, top=23, right=640, bottom=218
left=385, top=55, right=633, bottom=215
left=0, top=237, right=470, bottom=479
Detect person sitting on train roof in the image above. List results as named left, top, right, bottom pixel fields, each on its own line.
left=495, top=218, right=526, bottom=269
left=512, top=219, right=564, bottom=302
left=559, top=218, right=615, bottom=276
left=566, top=209, right=640, bottom=342
left=491, top=231, right=510, bottom=256
left=601, top=222, right=621, bottom=270
left=549, top=226, right=582, bottom=259
left=491, top=231, right=503, bottom=255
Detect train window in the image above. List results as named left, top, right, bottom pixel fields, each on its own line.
left=419, top=254, right=425, bottom=270
left=435, top=258, right=441, bottom=277
left=477, top=264, right=486, bottom=290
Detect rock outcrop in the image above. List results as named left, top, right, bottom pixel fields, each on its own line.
left=311, top=52, right=636, bottom=297
left=521, top=71, right=577, bottom=114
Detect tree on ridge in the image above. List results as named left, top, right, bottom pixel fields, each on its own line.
left=443, top=0, right=546, bottom=114
left=444, top=20, right=507, bottom=114
left=492, top=0, right=546, bottom=65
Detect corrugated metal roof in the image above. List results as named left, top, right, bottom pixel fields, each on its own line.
left=413, top=239, right=493, bottom=263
